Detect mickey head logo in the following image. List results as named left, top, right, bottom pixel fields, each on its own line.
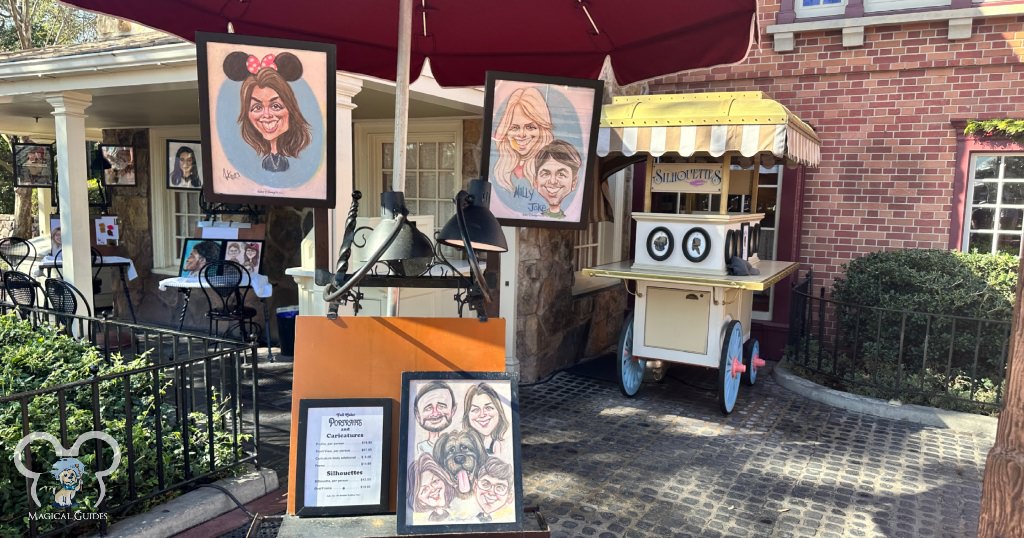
left=14, top=431, right=121, bottom=508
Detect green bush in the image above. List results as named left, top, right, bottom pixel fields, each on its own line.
left=0, top=314, right=249, bottom=535
left=804, top=249, right=1018, bottom=414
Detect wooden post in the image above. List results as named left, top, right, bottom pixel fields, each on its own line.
left=643, top=155, right=654, bottom=212
left=749, top=165, right=760, bottom=214
left=719, top=153, right=733, bottom=214
left=979, top=257, right=1024, bottom=537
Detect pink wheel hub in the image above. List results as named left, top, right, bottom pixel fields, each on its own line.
left=730, top=357, right=746, bottom=377
left=753, top=354, right=766, bottom=369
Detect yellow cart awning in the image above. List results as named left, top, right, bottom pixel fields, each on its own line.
left=596, top=91, right=821, bottom=167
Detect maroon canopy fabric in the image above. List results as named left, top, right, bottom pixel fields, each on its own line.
left=62, top=0, right=756, bottom=86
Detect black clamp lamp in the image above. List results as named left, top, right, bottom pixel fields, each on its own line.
left=320, top=178, right=507, bottom=320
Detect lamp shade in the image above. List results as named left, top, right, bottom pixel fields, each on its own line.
left=438, top=179, right=508, bottom=253
left=359, top=191, right=434, bottom=274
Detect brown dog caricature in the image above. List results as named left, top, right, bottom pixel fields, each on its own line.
left=432, top=428, right=486, bottom=496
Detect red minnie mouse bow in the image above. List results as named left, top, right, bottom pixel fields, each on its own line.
left=246, top=54, right=277, bottom=75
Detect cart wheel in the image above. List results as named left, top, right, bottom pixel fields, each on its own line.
left=743, top=338, right=762, bottom=386
left=617, top=312, right=645, bottom=397
left=718, top=320, right=745, bottom=415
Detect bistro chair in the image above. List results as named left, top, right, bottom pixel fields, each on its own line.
left=199, top=260, right=262, bottom=347
left=42, top=277, right=134, bottom=357
left=2, top=270, right=40, bottom=319
left=55, top=248, right=111, bottom=317
left=0, top=236, right=37, bottom=303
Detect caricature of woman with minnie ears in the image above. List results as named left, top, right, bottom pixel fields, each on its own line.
left=223, top=51, right=312, bottom=173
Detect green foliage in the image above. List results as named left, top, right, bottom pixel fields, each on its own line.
left=0, top=135, right=12, bottom=214
left=0, top=314, right=250, bottom=535
left=0, top=1, right=98, bottom=51
left=965, top=119, right=1024, bottom=146
left=794, top=249, right=1019, bottom=415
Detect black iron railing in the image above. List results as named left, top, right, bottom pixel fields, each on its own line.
left=786, top=272, right=1010, bottom=414
left=0, top=304, right=261, bottom=537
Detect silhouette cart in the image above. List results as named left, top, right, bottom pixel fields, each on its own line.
left=584, top=92, right=821, bottom=414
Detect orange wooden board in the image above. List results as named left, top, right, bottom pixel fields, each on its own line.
left=286, top=316, right=507, bottom=515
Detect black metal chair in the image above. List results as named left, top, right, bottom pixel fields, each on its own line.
left=54, top=248, right=111, bottom=317
left=0, top=236, right=37, bottom=303
left=199, top=260, right=262, bottom=346
left=42, top=277, right=134, bottom=355
left=2, top=270, right=40, bottom=318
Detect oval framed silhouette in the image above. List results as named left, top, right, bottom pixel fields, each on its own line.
left=682, top=227, right=711, bottom=263
left=646, top=226, right=674, bottom=261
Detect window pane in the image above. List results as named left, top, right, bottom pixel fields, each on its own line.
left=1000, top=209, right=1023, bottom=231
left=757, top=171, right=778, bottom=186
left=406, top=200, right=418, bottom=215
left=972, top=208, right=995, bottom=229
left=420, top=200, right=437, bottom=217
left=405, top=172, right=417, bottom=197
left=969, top=232, right=994, bottom=253
left=757, top=188, right=777, bottom=224
left=996, top=234, right=1021, bottom=256
left=419, top=142, right=437, bottom=169
left=405, top=143, right=417, bottom=168
left=1005, top=157, right=1024, bottom=179
left=973, top=182, right=997, bottom=205
left=440, top=172, right=456, bottom=199
left=439, top=200, right=455, bottom=223
left=1002, top=182, right=1024, bottom=204
left=188, top=192, right=200, bottom=214
left=760, top=229, right=775, bottom=260
left=420, top=171, right=437, bottom=199
left=383, top=143, right=393, bottom=169
left=382, top=172, right=393, bottom=192
left=440, top=142, right=456, bottom=171
left=974, top=156, right=1001, bottom=179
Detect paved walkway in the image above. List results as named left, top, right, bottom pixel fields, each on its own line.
left=206, top=356, right=995, bottom=538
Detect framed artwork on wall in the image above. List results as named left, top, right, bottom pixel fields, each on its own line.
left=179, top=238, right=224, bottom=277
left=294, top=398, right=392, bottom=517
left=167, top=140, right=204, bottom=190
left=13, top=143, right=55, bottom=188
left=99, top=145, right=137, bottom=186
left=397, top=372, right=523, bottom=535
left=481, top=71, right=603, bottom=229
left=224, top=239, right=264, bottom=275
left=196, top=32, right=336, bottom=208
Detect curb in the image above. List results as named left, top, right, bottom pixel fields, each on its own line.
left=773, top=365, right=998, bottom=435
left=94, top=466, right=278, bottom=538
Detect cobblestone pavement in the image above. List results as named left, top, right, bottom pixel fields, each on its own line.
left=520, top=363, right=994, bottom=538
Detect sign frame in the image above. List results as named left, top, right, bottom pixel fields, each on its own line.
left=294, top=398, right=393, bottom=517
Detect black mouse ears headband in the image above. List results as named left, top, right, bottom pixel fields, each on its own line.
left=223, top=51, right=303, bottom=82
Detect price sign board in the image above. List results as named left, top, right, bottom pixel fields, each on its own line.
left=295, top=398, right=392, bottom=516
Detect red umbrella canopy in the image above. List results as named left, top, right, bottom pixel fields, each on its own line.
left=61, top=0, right=756, bottom=86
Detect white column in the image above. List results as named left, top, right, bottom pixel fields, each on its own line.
left=328, top=73, right=363, bottom=263
left=45, top=91, right=93, bottom=312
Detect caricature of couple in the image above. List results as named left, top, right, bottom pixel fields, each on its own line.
left=491, top=86, right=583, bottom=219
left=408, top=381, right=515, bottom=525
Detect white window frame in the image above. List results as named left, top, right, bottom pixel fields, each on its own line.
left=572, top=169, right=629, bottom=295
left=795, top=0, right=848, bottom=18
left=149, top=126, right=202, bottom=275
left=751, top=166, right=784, bottom=321
left=354, top=119, right=464, bottom=224
left=864, top=0, right=951, bottom=13
left=962, top=152, right=1024, bottom=256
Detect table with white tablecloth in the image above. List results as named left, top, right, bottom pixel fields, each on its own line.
left=36, top=254, right=139, bottom=322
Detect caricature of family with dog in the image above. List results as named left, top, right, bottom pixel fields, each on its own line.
left=407, top=380, right=516, bottom=526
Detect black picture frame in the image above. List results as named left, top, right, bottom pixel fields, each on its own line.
left=397, top=371, right=523, bottom=536
left=645, top=226, right=674, bottom=262
left=167, top=139, right=204, bottom=191
left=741, top=223, right=750, bottom=259
left=682, top=227, right=711, bottom=263
left=751, top=224, right=761, bottom=256
left=480, top=71, right=603, bottom=229
left=13, top=143, right=55, bottom=188
left=724, top=230, right=735, bottom=265
left=99, top=144, right=137, bottom=186
left=196, top=32, right=337, bottom=208
left=295, top=398, right=393, bottom=517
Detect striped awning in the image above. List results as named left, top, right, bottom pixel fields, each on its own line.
left=597, top=92, right=821, bottom=167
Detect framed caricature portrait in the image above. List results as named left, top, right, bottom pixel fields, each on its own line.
left=167, top=140, right=204, bottom=190
left=196, top=32, right=336, bottom=208
left=481, top=71, right=603, bottom=229
left=224, top=239, right=264, bottom=275
left=13, top=143, right=55, bottom=188
left=99, top=145, right=137, bottom=186
left=397, top=372, right=523, bottom=535
left=179, top=238, right=224, bottom=277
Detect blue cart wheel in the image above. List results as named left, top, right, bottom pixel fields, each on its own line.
left=718, top=320, right=744, bottom=415
left=743, top=338, right=762, bottom=386
left=618, top=312, right=645, bottom=397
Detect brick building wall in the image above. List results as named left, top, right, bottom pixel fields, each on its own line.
left=650, top=1, right=1024, bottom=288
